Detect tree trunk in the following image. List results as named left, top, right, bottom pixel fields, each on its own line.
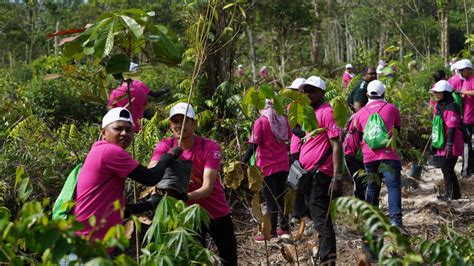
left=399, top=5, right=404, bottom=63
left=246, top=23, right=257, bottom=83
left=463, top=0, right=470, bottom=37
left=438, top=0, right=449, bottom=66
left=344, top=13, right=353, bottom=62
left=311, top=0, right=320, bottom=64
left=54, top=20, right=60, bottom=57
left=311, top=30, right=318, bottom=64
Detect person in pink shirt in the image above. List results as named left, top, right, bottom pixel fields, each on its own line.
left=242, top=99, right=292, bottom=242
left=149, top=103, right=237, bottom=265
left=108, top=79, right=151, bottom=133
left=352, top=80, right=403, bottom=227
left=299, top=76, right=342, bottom=264
left=448, top=61, right=463, bottom=91
left=342, top=64, right=355, bottom=91
left=73, top=108, right=179, bottom=241
left=343, top=114, right=365, bottom=201
left=456, top=59, right=474, bottom=177
left=430, top=81, right=462, bottom=200
left=351, top=80, right=402, bottom=260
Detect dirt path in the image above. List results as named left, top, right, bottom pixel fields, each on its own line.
left=229, top=161, right=474, bottom=265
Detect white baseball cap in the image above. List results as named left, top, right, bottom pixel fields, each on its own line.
left=287, top=78, right=306, bottom=90
left=450, top=61, right=458, bottom=71
left=367, top=80, right=386, bottom=96
left=430, top=80, right=452, bottom=92
left=102, top=107, right=134, bottom=128
left=169, top=103, right=195, bottom=119
left=303, top=76, right=326, bottom=91
left=456, top=59, right=472, bottom=70
left=129, top=62, right=139, bottom=72
left=345, top=64, right=353, bottom=69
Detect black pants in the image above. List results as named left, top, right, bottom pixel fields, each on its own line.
left=199, top=214, right=237, bottom=266
left=307, top=172, right=337, bottom=263
left=292, top=180, right=311, bottom=219
left=461, top=123, right=474, bottom=176
left=263, top=171, right=289, bottom=234
left=345, top=155, right=366, bottom=201
left=441, top=156, right=461, bottom=199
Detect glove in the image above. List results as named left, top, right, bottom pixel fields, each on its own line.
left=169, top=147, right=183, bottom=159
left=146, top=193, right=163, bottom=209
left=328, top=175, right=342, bottom=198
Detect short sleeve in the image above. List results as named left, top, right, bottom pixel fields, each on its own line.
left=204, top=141, right=221, bottom=170
left=444, top=110, right=460, bottom=128
left=352, top=113, right=362, bottom=132
left=249, top=118, right=263, bottom=145
left=103, top=145, right=139, bottom=179
left=323, top=108, right=342, bottom=139
left=150, top=138, right=173, bottom=161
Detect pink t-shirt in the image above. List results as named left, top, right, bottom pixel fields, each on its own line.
left=249, top=116, right=291, bottom=177
left=108, top=80, right=151, bottom=132
left=342, top=72, right=354, bottom=88
left=461, top=76, right=474, bottom=124
left=448, top=74, right=463, bottom=91
left=343, top=116, right=361, bottom=156
left=74, top=141, right=139, bottom=240
left=352, top=100, right=401, bottom=163
left=150, top=136, right=230, bottom=219
left=433, top=104, right=463, bottom=157
left=290, top=134, right=302, bottom=154
left=299, top=103, right=342, bottom=177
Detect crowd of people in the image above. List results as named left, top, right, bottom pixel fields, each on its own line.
left=70, top=59, right=473, bottom=265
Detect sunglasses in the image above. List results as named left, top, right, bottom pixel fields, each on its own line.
left=367, top=72, right=377, bottom=75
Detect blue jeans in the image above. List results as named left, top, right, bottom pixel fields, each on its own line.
left=364, top=160, right=402, bottom=227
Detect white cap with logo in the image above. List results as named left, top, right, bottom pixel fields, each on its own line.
left=456, top=59, right=472, bottom=70
left=287, top=78, right=306, bottom=90
left=169, top=103, right=196, bottom=119
left=102, top=107, right=134, bottom=128
left=430, top=80, right=452, bottom=92
left=345, top=64, right=353, bottom=69
left=303, top=76, right=326, bottom=91
left=367, top=80, right=386, bottom=96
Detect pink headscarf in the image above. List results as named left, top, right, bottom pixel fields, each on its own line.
left=260, top=100, right=289, bottom=142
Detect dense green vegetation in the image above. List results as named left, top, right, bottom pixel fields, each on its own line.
left=0, top=0, right=473, bottom=264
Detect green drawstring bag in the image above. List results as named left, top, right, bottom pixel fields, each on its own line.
left=363, top=112, right=389, bottom=150
left=432, top=114, right=445, bottom=149
left=52, top=164, right=82, bottom=219
left=452, top=92, right=463, bottom=116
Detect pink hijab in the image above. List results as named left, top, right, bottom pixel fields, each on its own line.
left=260, top=100, right=289, bottom=142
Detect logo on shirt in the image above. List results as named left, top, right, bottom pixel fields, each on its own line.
left=451, top=116, right=457, bottom=122
left=213, top=151, right=222, bottom=160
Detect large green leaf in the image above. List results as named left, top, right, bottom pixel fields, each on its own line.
left=272, top=94, right=285, bottom=115
left=242, top=87, right=256, bottom=116
left=120, top=15, right=144, bottom=39
left=105, top=54, right=130, bottom=74
left=280, top=89, right=311, bottom=105
left=148, top=25, right=184, bottom=66
left=93, top=19, right=116, bottom=58
left=259, top=84, right=274, bottom=99
left=302, top=105, right=318, bottom=132
left=288, top=102, right=305, bottom=128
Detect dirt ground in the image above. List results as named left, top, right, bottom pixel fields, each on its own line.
left=225, top=161, right=474, bottom=265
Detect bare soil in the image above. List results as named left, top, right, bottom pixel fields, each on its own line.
left=226, top=161, right=474, bottom=265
